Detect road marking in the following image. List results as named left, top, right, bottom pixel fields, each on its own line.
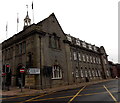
left=1, top=94, right=34, bottom=100
left=103, top=85, right=118, bottom=103
left=68, top=86, right=86, bottom=103
left=33, top=95, right=73, bottom=101
left=32, top=90, right=118, bottom=102
left=21, top=91, right=55, bottom=103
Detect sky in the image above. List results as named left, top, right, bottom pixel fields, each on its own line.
left=0, top=0, right=118, bottom=63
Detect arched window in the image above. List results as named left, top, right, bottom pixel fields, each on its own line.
left=52, top=65, right=62, bottom=79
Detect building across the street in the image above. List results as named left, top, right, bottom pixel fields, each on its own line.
left=109, top=61, right=120, bottom=78
left=2, top=13, right=111, bottom=89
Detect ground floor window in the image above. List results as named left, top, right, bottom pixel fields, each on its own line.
left=52, top=65, right=62, bottom=79
left=106, top=70, right=110, bottom=77
left=92, top=69, right=95, bottom=77
left=75, top=68, right=79, bottom=77
left=97, top=69, right=101, bottom=77
left=80, top=68, right=84, bottom=78
left=88, top=69, right=92, bottom=77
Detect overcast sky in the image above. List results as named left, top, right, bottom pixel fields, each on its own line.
left=0, top=0, right=118, bottom=63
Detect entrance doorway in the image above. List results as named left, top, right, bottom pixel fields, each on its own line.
left=16, top=64, right=25, bottom=87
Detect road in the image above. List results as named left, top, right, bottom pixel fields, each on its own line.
left=2, top=79, right=120, bottom=103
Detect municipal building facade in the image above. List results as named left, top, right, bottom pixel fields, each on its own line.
left=2, top=13, right=111, bottom=89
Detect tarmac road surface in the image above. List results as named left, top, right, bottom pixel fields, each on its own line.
left=2, top=79, right=119, bottom=103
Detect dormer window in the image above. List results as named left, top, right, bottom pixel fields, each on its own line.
left=66, top=35, right=72, bottom=42
left=94, top=46, right=97, bottom=52
left=88, top=44, right=92, bottom=50
left=82, top=41, right=86, bottom=48
left=76, top=39, right=80, bottom=46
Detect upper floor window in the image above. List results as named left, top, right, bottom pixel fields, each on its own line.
left=82, top=54, right=86, bottom=62
left=93, top=57, right=96, bottom=63
left=97, top=69, right=101, bottom=77
left=95, top=69, right=98, bottom=77
left=19, top=43, right=22, bottom=54
left=94, top=46, right=97, bottom=52
left=90, top=56, right=93, bottom=63
left=49, top=34, right=60, bottom=49
left=96, top=57, right=98, bottom=64
left=104, top=58, right=107, bottom=64
left=52, top=65, right=62, bottom=79
left=78, top=53, right=81, bottom=61
left=98, top=58, right=101, bottom=64
left=73, top=52, right=77, bottom=60
left=22, top=42, right=26, bottom=53
left=86, top=55, right=89, bottom=62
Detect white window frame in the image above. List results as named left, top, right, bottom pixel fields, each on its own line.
left=82, top=54, right=86, bottom=62
left=98, top=70, right=101, bottom=77
left=95, top=69, right=98, bottom=77
left=66, top=35, right=72, bottom=42
left=82, top=41, right=86, bottom=48
left=52, top=65, right=62, bottom=79
left=88, top=69, right=92, bottom=77
left=85, top=70, right=88, bottom=77
left=88, top=44, right=92, bottom=50
left=73, top=52, right=77, bottom=60
left=86, top=55, right=89, bottom=62
left=80, top=69, right=84, bottom=77
left=76, top=68, right=79, bottom=77
left=94, top=46, right=97, bottom=52
left=104, top=59, right=107, bottom=64
left=93, top=57, right=96, bottom=63
left=98, top=58, right=101, bottom=64
left=92, top=69, right=95, bottom=77
left=90, top=56, right=93, bottom=63
left=76, top=39, right=80, bottom=46
left=106, top=70, right=109, bottom=76
left=78, top=53, right=81, bottom=61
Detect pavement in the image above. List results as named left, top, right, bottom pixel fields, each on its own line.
left=1, top=78, right=115, bottom=96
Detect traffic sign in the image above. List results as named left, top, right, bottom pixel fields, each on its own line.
left=2, top=73, right=6, bottom=76
left=20, top=68, right=25, bottom=73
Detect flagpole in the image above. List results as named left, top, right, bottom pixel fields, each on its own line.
left=17, top=13, right=19, bottom=33
left=32, top=1, right=34, bottom=23
left=32, top=8, right=34, bottom=23
left=6, top=22, right=8, bottom=39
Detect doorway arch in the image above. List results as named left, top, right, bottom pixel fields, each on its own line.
left=16, top=64, right=25, bottom=87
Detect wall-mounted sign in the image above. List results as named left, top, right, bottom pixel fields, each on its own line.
left=28, top=68, right=40, bottom=74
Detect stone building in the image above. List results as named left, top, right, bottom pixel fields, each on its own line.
left=2, top=13, right=111, bottom=89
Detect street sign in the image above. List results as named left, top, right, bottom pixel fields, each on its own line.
left=20, top=68, right=25, bottom=73
left=2, top=73, right=6, bottom=76
left=28, top=68, right=40, bottom=74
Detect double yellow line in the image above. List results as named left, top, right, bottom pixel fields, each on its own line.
left=68, top=86, right=86, bottom=103
left=103, top=85, right=118, bottom=103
